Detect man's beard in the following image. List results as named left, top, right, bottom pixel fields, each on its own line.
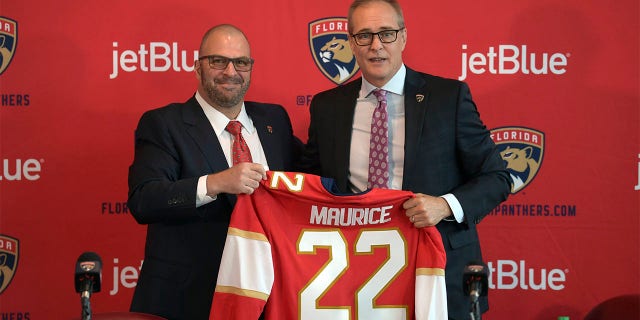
left=202, top=72, right=250, bottom=108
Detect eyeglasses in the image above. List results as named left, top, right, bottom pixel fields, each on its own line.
left=198, top=55, right=255, bottom=72
left=351, top=28, right=405, bottom=46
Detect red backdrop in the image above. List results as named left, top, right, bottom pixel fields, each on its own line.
left=1, top=0, right=638, bottom=319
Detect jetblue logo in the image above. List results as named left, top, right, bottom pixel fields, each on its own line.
left=110, top=41, right=198, bottom=79
left=309, top=17, right=359, bottom=85
left=459, top=44, right=569, bottom=81
left=0, top=158, right=43, bottom=181
left=488, top=259, right=567, bottom=291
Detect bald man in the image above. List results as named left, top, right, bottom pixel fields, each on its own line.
left=127, top=24, right=300, bottom=320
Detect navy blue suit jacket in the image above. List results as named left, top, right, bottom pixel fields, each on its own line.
left=302, top=68, right=511, bottom=319
left=128, top=96, right=298, bottom=320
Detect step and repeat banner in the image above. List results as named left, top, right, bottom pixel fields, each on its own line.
left=1, top=0, right=638, bottom=319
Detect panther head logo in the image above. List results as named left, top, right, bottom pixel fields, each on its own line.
left=0, top=17, right=17, bottom=76
left=0, top=235, right=19, bottom=294
left=309, top=17, right=359, bottom=85
left=318, top=37, right=356, bottom=84
left=491, top=127, right=545, bottom=194
left=501, top=146, right=541, bottom=193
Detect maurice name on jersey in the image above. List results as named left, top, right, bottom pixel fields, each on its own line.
left=309, top=205, right=393, bottom=226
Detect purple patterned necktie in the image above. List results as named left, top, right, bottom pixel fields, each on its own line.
left=225, top=121, right=253, bottom=165
left=368, top=89, right=389, bottom=189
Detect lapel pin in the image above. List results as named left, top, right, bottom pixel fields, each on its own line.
left=267, top=125, right=273, bottom=133
left=416, top=94, right=424, bottom=103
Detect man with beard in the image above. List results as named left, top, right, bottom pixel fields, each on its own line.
left=127, top=24, right=300, bottom=320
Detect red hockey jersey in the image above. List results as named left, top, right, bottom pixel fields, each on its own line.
left=210, top=171, right=448, bottom=320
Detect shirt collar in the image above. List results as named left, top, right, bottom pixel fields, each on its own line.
left=361, top=64, right=406, bottom=98
left=195, top=91, right=254, bottom=136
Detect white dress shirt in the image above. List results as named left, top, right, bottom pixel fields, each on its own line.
left=349, top=66, right=406, bottom=192
left=194, top=91, right=268, bottom=207
left=349, top=65, right=464, bottom=223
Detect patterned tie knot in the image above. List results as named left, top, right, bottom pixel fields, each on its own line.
left=225, top=120, right=243, bottom=136
left=372, top=88, right=387, bottom=104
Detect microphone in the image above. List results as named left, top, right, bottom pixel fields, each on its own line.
left=463, top=261, right=488, bottom=300
left=75, top=252, right=102, bottom=320
left=463, top=261, right=488, bottom=320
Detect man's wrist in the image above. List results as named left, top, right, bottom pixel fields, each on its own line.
left=440, top=193, right=464, bottom=223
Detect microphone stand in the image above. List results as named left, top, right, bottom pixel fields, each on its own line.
left=80, top=283, right=93, bottom=320
left=469, top=297, right=481, bottom=320
left=469, top=285, right=482, bottom=320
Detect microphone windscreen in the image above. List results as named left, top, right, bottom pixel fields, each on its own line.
left=74, top=252, right=102, bottom=293
left=462, top=261, right=488, bottom=296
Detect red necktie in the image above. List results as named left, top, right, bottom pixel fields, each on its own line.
left=368, top=89, right=389, bottom=189
left=225, top=121, right=253, bottom=165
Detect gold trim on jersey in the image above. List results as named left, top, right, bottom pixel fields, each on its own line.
left=228, top=227, right=268, bottom=242
left=215, top=285, right=269, bottom=301
left=416, top=267, right=445, bottom=276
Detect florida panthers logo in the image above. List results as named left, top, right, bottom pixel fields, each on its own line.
left=0, top=235, right=19, bottom=295
left=309, top=17, right=359, bottom=85
left=0, top=17, right=17, bottom=76
left=490, top=127, right=545, bottom=194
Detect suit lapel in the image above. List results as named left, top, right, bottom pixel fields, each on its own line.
left=333, top=80, right=361, bottom=191
left=182, top=97, right=230, bottom=174
left=182, top=97, right=237, bottom=205
left=403, top=68, right=429, bottom=188
left=246, top=102, right=283, bottom=169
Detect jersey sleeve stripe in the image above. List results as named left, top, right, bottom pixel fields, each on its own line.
left=228, top=227, right=269, bottom=242
left=416, top=267, right=445, bottom=276
left=215, top=285, right=270, bottom=301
